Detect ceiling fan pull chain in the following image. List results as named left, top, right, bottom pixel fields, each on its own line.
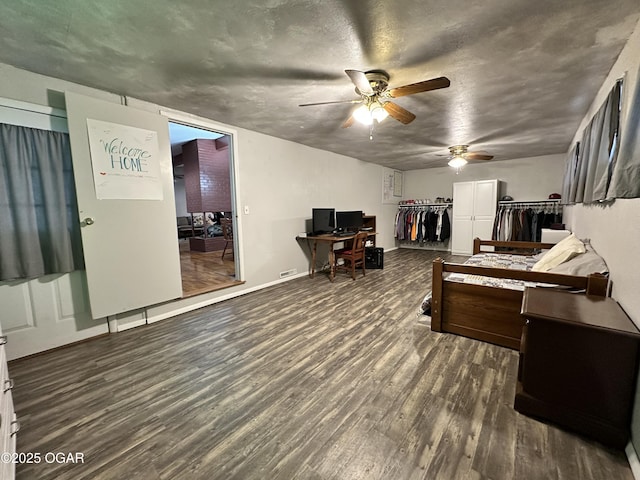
left=369, top=123, right=374, bottom=141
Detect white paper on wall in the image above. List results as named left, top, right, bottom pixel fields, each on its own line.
left=86, top=118, right=163, bottom=200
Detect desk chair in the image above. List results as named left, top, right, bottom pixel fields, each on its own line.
left=221, top=218, right=234, bottom=259
left=334, top=231, right=368, bottom=280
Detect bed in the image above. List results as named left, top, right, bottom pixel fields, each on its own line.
left=430, top=238, right=609, bottom=350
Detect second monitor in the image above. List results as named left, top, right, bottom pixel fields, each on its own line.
left=335, top=210, right=363, bottom=233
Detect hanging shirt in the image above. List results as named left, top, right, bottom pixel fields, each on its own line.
left=435, top=210, right=443, bottom=239
left=440, top=210, right=451, bottom=242
left=416, top=211, right=424, bottom=242
left=411, top=212, right=418, bottom=241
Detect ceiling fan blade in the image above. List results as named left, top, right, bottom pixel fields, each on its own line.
left=383, top=101, right=416, bottom=124
left=345, top=69, right=374, bottom=95
left=341, top=115, right=355, bottom=128
left=388, top=76, right=451, bottom=98
left=299, top=99, right=361, bottom=107
left=465, top=153, right=494, bottom=161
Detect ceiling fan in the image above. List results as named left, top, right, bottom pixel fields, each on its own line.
left=445, top=145, right=494, bottom=169
left=299, top=69, right=450, bottom=132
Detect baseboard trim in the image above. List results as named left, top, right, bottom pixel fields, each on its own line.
left=397, top=245, right=451, bottom=252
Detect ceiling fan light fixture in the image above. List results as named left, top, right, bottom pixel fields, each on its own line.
left=371, top=101, right=389, bottom=123
left=354, top=99, right=389, bottom=126
left=353, top=104, right=373, bottom=125
left=448, top=156, right=468, bottom=169
left=302, top=69, right=450, bottom=130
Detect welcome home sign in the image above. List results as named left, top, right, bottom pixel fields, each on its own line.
left=86, top=118, right=163, bottom=200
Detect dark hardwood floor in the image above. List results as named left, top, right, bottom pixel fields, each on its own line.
left=8, top=249, right=633, bottom=479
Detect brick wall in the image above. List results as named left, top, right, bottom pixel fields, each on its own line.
left=182, top=138, right=231, bottom=213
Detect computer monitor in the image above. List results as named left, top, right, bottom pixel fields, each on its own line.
left=336, top=211, right=363, bottom=232
left=312, top=208, right=335, bottom=234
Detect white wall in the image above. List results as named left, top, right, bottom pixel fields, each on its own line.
left=0, top=62, right=398, bottom=357
left=560, top=18, right=640, bottom=471
left=403, top=154, right=565, bottom=202
left=236, top=130, right=397, bottom=278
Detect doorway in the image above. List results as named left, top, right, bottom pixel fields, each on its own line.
left=168, top=122, right=242, bottom=297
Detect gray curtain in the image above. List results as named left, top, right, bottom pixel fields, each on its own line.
left=608, top=64, right=640, bottom=199
left=569, top=125, right=588, bottom=203
left=0, top=123, right=84, bottom=281
left=588, top=81, right=621, bottom=202
left=561, top=142, right=579, bottom=204
left=564, top=81, right=621, bottom=204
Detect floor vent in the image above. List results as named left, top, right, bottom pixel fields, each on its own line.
left=279, top=268, right=297, bottom=279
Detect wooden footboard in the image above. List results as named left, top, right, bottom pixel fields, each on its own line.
left=431, top=245, right=608, bottom=349
left=473, top=238, right=556, bottom=255
left=431, top=269, right=525, bottom=349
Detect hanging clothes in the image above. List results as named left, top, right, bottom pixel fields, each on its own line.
left=517, top=209, right=532, bottom=241
left=416, top=210, right=424, bottom=242
left=395, top=205, right=452, bottom=245
left=492, top=201, right=563, bottom=242
left=439, top=210, right=451, bottom=242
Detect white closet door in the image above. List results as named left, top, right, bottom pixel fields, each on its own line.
left=452, top=180, right=498, bottom=255
left=451, top=181, right=475, bottom=255
left=451, top=218, right=474, bottom=255
left=66, top=92, right=182, bottom=319
left=472, top=179, right=498, bottom=242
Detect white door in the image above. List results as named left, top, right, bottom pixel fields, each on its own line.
left=451, top=218, right=474, bottom=255
left=471, top=179, right=498, bottom=242
left=451, top=181, right=475, bottom=254
left=66, top=92, right=182, bottom=319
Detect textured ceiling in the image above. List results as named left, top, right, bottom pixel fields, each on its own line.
left=1, top=0, right=638, bottom=170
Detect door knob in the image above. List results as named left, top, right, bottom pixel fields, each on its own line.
left=83, top=217, right=95, bottom=226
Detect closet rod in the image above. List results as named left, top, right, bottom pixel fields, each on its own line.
left=498, top=201, right=562, bottom=208
left=498, top=199, right=561, bottom=205
left=398, top=202, right=453, bottom=208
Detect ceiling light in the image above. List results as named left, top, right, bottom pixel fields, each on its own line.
left=353, top=104, right=373, bottom=125
left=448, top=156, right=468, bottom=169
left=370, top=101, right=389, bottom=123
left=353, top=101, right=389, bottom=125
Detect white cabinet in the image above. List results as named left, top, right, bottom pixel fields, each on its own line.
left=451, top=180, right=499, bottom=255
left=0, top=323, right=17, bottom=480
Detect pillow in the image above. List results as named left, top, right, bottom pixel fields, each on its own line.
left=547, top=244, right=608, bottom=276
left=532, top=233, right=586, bottom=272
left=532, top=250, right=549, bottom=261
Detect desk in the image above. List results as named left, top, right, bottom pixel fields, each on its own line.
left=306, top=232, right=376, bottom=282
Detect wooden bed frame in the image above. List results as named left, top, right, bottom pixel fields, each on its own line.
left=430, top=238, right=609, bottom=350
